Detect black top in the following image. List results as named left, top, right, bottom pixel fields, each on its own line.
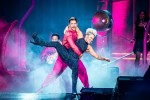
left=69, top=38, right=88, bottom=58
left=76, top=38, right=88, bottom=53
left=135, top=25, right=145, bottom=40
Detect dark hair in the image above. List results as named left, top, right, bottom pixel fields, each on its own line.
left=135, top=10, right=149, bottom=26
left=69, top=17, right=77, bottom=23
left=51, top=33, right=60, bottom=40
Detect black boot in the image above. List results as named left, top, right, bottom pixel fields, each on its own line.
left=31, top=33, right=56, bottom=47
left=30, top=33, right=46, bottom=46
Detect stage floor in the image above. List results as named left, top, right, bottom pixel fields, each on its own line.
left=0, top=93, right=76, bottom=100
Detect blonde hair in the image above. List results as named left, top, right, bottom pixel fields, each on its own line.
left=86, top=28, right=97, bottom=37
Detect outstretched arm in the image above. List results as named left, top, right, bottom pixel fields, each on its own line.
left=87, top=45, right=110, bottom=62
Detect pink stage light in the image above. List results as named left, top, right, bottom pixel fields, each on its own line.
left=18, top=0, right=35, bottom=70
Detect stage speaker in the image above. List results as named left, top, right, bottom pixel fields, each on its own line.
left=114, top=76, right=150, bottom=100
left=144, top=65, right=150, bottom=79
left=80, top=88, right=113, bottom=100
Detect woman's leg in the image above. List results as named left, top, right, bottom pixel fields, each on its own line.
left=31, top=34, right=70, bottom=62
left=135, top=52, right=141, bottom=68
left=134, top=52, right=141, bottom=75
left=70, top=58, right=78, bottom=93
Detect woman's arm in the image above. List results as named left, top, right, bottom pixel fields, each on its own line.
left=87, top=45, right=110, bottom=62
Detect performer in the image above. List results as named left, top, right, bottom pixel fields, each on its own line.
left=131, top=10, right=149, bottom=69
left=40, top=33, right=59, bottom=64
left=39, top=33, right=72, bottom=92
left=31, top=28, right=110, bottom=93
left=33, top=17, right=90, bottom=94
left=146, top=20, right=150, bottom=52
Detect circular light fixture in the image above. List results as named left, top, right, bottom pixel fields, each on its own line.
left=92, top=10, right=112, bottom=31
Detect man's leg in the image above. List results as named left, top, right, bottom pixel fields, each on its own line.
left=78, top=60, right=89, bottom=88
left=37, top=56, right=67, bottom=93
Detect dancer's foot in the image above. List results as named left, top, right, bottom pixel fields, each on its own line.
left=71, top=93, right=79, bottom=100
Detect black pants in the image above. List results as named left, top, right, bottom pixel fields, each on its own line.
left=33, top=36, right=78, bottom=93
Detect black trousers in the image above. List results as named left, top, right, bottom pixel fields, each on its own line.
left=33, top=36, right=78, bottom=93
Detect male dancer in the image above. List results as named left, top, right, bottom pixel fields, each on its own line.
left=31, top=27, right=110, bottom=94
left=34, top=17, right=89, bottom=93
left=40, top=33, right=59, bottom=64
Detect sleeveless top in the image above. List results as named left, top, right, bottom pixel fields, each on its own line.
left=135, top=26, right=145, bottom=40
left=68, top=38, right=88, bottom=58
left=76, top=38, right=88, bottom=53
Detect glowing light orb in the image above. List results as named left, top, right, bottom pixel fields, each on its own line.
left=92, top=10, right=112, bottom=31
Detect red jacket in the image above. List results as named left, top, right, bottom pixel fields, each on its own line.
left=62, top=30, right=82, bottom=56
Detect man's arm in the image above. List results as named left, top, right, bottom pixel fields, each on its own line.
left=87, top=45, right=110, bottom=62
left=65, top=32, right=82, bottom=56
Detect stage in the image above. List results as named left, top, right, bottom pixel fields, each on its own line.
left=0, top=71, right=150, bottom=100
left=0, top=0, right=150, bottom=100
